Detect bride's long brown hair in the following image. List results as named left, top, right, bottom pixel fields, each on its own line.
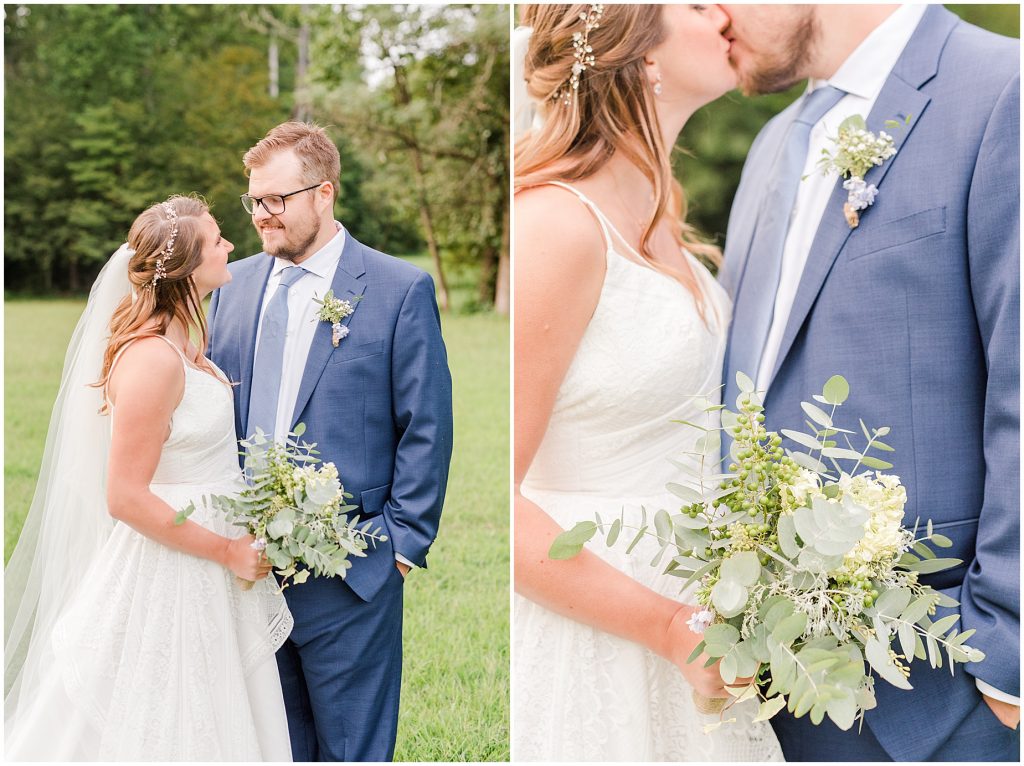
left=94, top=194, right=214, bottom=410
left=516, top=4, right=721, bottom=319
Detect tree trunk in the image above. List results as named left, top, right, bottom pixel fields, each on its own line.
left=494, top=186, right=510, bottom=316
left=268, top=31, right=279, bottom=99
left=392, top=63, right=450, bottom=312
left=477, top=244, right=496, bottom=306
left=293, top=6, right=311, bottom=121
left=410, top=148, right=450, bottom=312
left=68, top=253, right=80, bottom=293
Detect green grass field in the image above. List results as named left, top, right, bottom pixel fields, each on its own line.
left=3, top=267, right=510, bottom=760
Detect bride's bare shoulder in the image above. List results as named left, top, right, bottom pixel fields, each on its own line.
left=108, top=336, right=185, bottom=405
left=515, top=184, right=606, bottom=278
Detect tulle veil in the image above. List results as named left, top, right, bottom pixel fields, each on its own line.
left=4, top=244, right=133, bottom=724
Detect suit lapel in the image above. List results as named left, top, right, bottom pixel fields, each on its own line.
left=766, top=5, right=955, bottom=388
left=289, top=233, right=367, bottom=430
left=723, top=109, right=796, bottom=298
left=237, top=254, right=275, bottom=436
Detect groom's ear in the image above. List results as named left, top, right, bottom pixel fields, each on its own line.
left=317, top=182, right=336, bottom=212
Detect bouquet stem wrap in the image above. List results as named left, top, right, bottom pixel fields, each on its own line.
left=692, top=690, right=727, bottom=715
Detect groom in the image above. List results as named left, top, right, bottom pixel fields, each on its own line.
left=207, top=121, right=453, bottom=761
left=720, top=4, right=1018, bottom=761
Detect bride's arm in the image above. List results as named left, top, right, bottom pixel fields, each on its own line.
left=105, top=338, right=270, bottom=582
left=513, top=188, right=727, bottom=699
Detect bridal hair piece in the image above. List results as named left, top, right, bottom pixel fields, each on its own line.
left=150, top=201, right=178, bottom=288
left=515, top=4, right=723, bottom=324
left=95, top=194, right=216, bottom=407
left=553, top=3, right=605, bottom=106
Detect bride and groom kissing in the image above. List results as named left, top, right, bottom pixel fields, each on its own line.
left=5, top=122, right=454, bottom=760
left=514, top=3, right=1018, bottom=762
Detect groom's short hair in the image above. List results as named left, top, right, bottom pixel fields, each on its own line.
left=244, top=122, right=341, bottom=201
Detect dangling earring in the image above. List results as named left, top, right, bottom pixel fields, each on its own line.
left=653, top=73, right=663, bottom=96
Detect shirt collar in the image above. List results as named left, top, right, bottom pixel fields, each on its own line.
left=808, top=4, right=928, bottom=100
left=270, top=221, right=346, bottom=280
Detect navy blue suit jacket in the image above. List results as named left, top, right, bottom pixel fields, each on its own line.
left=723, top=7, right=1019, bottom=759
left=207, top=232, right=454, bottom=603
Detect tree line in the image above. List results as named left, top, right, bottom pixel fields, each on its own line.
left=4, top=4, right=510, bottom=313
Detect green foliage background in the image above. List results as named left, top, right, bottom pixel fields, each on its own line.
left=4, top=4, right=510, bottom=310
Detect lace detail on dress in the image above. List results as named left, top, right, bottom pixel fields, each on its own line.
left=514, top=183, right=782, bottom=762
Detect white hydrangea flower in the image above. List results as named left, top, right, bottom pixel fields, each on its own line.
left=836, top=472, right=910, bottom=576
left=780, top=467, right=823, bottom=510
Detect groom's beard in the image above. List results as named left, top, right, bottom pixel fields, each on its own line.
left=258, top=212, right=320, bottom=262
left=732, top=12, right=819, bottom=96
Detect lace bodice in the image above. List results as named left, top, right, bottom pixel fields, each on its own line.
left=524, top=182, right=732, bottom=498
left=108, top=336, right=243, bottom=491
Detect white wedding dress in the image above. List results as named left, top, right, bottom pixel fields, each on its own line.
left=5, top=336, right=293, bottom=761
left=513, top=183, right=784, bottom=761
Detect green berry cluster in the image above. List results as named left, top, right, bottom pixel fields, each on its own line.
left=713, top=395, right=804, bottom=556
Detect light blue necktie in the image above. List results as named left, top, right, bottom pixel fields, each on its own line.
left=248, top=265, right=308, bottom=439
left=725, top=85, right=846, bottom=410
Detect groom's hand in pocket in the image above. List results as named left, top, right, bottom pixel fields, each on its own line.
left=396, top=561, right=411, bottom=579
left=983, top=695, right=1020, bottom=730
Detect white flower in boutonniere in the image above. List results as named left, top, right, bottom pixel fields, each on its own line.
left=313, top=290, right=360, bottom=347
left=817, top=114, right=909, bottom=229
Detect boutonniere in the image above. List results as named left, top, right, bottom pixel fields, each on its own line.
left=817, top=114, right=909, bottom=228
left=313, top=290, right=360, bottom=347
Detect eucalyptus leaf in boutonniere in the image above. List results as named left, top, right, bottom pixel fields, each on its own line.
left=817, top=114, right=910, bottom=229
left=314, top=290, right=360, bottom=347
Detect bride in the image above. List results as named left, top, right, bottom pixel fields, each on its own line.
left=513, top=4, right=782, bottom=761
left=5, top=196, right=293, bottom=760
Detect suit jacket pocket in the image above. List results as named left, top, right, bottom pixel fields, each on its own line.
left=356, top=483, right=392, bottom=518
left=329, top=339, right=385, bottom=365
left=845, top=206, right=947, bottom=262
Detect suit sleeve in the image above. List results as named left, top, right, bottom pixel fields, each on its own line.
left=961, top=71, right=1020, bottom=697
left=383, top=271, right=454, bottom=567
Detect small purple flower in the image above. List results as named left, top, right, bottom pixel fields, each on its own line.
left=250, top=537, right=267, bottom=551
left=843, top=177, right=878, bottom=211
left=686, top=608, right=714, bottom=634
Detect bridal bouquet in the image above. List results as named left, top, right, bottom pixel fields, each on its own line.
left=551, top=373, right=984, bottom=731
left=177, top=424, right=387, bottom=589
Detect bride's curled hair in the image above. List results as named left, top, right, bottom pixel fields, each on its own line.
left=516, top=4, right=721, bottom=315
left=95, top=194, right=214, bottom=405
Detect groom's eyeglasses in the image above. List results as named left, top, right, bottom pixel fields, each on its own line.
left=240, top=183, right=325, bottom=215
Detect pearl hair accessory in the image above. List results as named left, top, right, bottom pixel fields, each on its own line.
left=554, top=4, right=604, bottom=106
left=151, top=201, right=178, bottom=288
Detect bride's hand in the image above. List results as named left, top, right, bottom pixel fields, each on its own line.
left=659, top=605, right=730, bottom=699
left=223, top=535, right=274, bottom=582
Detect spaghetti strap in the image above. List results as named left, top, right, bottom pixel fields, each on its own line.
left=105, top=335, right=189, bottom=407
left=543, top=181, right=614, bottom=258
left=543, top=181, right=645, bottom=263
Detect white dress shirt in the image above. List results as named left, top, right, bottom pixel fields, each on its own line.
left=755, top=4, right=1017, bottom=707
left=254, top=223, right=414, bottom=570
left=255, top=223, right=345, bottom=440
left=755, top=4, right=927, bottom=393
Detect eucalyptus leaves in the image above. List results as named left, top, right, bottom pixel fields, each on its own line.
left=176, top=424, right=387, bottom=589
left=550, top=373, right=983, bottom=731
